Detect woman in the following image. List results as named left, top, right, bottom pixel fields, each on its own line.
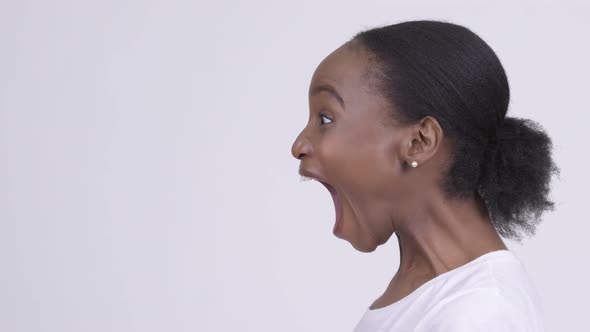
left=291, top=20, right=558, bottom=331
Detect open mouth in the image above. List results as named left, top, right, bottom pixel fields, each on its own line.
left=317, top=180, right=343, bottom=234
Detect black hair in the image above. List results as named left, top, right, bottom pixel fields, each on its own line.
left=351, top=20, right=559, bottom=241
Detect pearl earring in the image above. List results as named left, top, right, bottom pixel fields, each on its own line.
left=411, top=161, right=418, bottom=168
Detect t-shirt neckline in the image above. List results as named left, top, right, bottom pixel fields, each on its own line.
left=366, top=249, right=514, bottom=313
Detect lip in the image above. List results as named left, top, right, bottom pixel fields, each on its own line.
left=298, top=167, right=329, bottom=184
left=317, top=180, right=343, bottom=234
left=298, top=167, right=344, bottom=233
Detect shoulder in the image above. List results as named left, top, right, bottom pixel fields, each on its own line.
left=414, top=287, right=529, bottom=332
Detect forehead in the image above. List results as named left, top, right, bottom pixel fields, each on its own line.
left=308, top=42, right=373, bottom=98
left=308, top=42, right=390, bottom=116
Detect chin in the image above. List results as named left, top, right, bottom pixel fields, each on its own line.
left=349, top=239, right=379, bottom=253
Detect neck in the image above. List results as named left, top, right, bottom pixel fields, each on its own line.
left=393, top=192, right=507, bottom=283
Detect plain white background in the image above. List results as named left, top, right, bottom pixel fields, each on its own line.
left=0, top=0, right=588, bottom=331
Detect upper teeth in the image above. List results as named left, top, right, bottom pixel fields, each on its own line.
left=300, top=175, right=316, bottom=182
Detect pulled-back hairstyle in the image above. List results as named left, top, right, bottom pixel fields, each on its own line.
left=352, top=20, right=559, bottom=241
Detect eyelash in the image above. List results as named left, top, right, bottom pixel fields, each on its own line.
left=319, top=112, right=333, bottom=126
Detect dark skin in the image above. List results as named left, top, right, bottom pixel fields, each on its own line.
left=291, top=40, right=507, bottom=310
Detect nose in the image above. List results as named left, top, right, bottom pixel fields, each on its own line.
left=291, top=131, right=312, bottom=160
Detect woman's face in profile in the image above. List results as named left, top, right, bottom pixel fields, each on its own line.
left=291, top=41, right=414, bottom=252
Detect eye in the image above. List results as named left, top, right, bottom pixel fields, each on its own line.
left=319, top=112, right=333, bottom=126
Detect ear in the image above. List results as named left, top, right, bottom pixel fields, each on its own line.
left=402, top=116, right=443, bottom=167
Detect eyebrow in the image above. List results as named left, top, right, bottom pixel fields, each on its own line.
left=309, top=83, right=345, bottom=109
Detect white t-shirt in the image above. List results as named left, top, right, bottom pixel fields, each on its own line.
left=352, top=249, right=545, bottom=331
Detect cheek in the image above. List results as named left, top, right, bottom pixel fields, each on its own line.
left=342, top=138, right=401, bottom=201
left=325, top=135, right=385, bottom=190
left=316, top=137, right=349, bottom=172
